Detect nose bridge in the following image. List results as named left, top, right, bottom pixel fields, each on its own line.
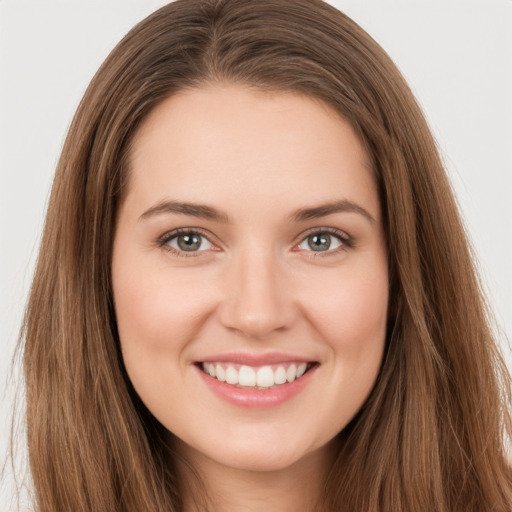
left=219, top=242, right=293, bottom=338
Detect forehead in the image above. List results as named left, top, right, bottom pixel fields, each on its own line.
left=126, top=85, right=379, bottom=222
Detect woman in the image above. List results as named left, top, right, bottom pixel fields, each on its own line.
left=20, top=0, right=512, bottom=510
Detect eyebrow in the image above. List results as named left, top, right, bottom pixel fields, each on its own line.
left=138, top=198, right=375, bottom=224
left=139, top=200, right=230, bottom=223
left=290, top=200, right=375, bottom=224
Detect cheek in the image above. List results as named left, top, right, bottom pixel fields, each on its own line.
left=303, top=268, right=388, bottom=350
left=112, top=264, right=219, bottom=405
left=300, top=268, right=388, bottom=430
left=114, top=266, right=214, bottom=352
left=112, top=266, right=218, bottom=413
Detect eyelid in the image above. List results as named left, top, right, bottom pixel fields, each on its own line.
left=157, top=227, right=220, bottom=257
left=293, top=227, right=353, bottom=255
left=157, top=226, right=353, bottom=259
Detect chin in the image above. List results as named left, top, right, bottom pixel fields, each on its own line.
left=191, top=431, right=329, bottom=474
left=216, top=448, right=303, bottom=473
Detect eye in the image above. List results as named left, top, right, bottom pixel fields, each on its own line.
left=296, top=229, right=349, bottom=253
left=160, top=229, right=214, bottom=254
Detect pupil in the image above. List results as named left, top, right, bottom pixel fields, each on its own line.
left=178, top=234, right=201, bottom=251
left=308, top=233, right=330, bottom=251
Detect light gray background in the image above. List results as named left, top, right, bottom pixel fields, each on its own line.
left=1, top=1, right=511, bottom=510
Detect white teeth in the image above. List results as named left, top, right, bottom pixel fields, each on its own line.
left=201, top=362, right=312, bottom=388
left=286, top=364, right=297, bottom=383
left=274, top=366, right=287, bottom=385
left=256, top=366, right=274, bottom=388
left=216, top=364, right=226, bottom=382
left=225, top=366, right=238, bottom=385
left=296, top=362, right=307, bottom=378
left=239, top=365, right=256, bottom=386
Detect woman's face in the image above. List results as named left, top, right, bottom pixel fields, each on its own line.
left=112, top=85, right=388, bottom=473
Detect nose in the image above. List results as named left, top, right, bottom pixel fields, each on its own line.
left=218, top=246, right=296, bottom=339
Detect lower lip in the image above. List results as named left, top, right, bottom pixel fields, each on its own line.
left=196, top=364, right=317, bottom=408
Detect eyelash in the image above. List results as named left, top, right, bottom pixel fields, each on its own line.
left=157, top=227, right=353, bottom=259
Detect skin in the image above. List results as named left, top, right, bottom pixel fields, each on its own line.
left=112, top=85, right=389, bottom=511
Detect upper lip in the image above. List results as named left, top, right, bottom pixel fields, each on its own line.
left=197, top=352, right=317, bottom=366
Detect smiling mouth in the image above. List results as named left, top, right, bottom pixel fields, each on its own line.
left=197, top=361, right=317, bottom=389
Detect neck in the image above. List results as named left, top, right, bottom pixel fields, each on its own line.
left=173, top=439, right=333, bottom=512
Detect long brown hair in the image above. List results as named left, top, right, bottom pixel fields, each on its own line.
left=21, top=0, right=512, bottom=510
